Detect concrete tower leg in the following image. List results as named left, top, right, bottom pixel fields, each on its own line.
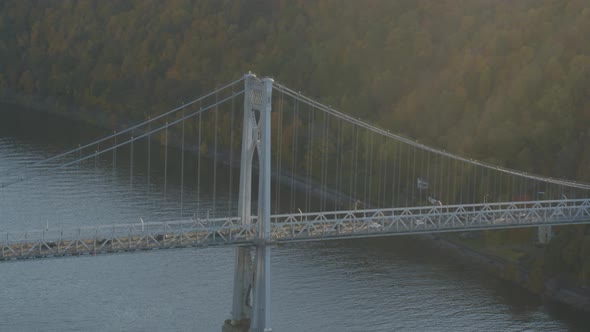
left=223, top=74, right=273, bottom=332
left=538, top=225, right=553, bottom=244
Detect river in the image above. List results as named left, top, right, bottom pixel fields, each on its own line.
left=0, top=106, right=588, bottom=331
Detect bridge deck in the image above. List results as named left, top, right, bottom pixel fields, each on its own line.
left=2, top=199, right=590, bottom=261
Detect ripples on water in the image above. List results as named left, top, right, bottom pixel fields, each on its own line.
left=1, top=107, right=589, bottom=331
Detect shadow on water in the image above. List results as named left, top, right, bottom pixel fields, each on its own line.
left=0, top=103, right=109, bottom=148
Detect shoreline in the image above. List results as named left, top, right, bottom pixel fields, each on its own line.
left=424, top=233, right=590, bottom=313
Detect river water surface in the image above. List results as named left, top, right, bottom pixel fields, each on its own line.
left=1, top=106, right=589, bottom=331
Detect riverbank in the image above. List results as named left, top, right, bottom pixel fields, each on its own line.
left=0, top=89, right=158, bottom=144
left=424, top=233, right=590, bottom=313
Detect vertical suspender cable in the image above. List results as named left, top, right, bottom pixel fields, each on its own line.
left=498, top=171, right=503, bottom=201
left=391, top=142, right=398, bottom=208
left=478, top=166, right=484, bottom=202
left=112, top=135, right=117, bottom=175
left=379, top=138, right=386, bottom=208
left=459, top=159, right=464, bottom=203
left=508, top=173, right=512, bottom=201
left=396, top=141, right=402, bottom=207
left=94, top=144, right=99, bottom=188
left=466, top=163, right=471, bottom=203
left=292, top=98, right=299, bottom=212
left=273, top=92, right=280, bottom=213
left=411, top=145, right=417, bottom=206
left=351, top=126, right=358, bottom=208
left=367, top=132, right=373, bottom=207
left=212, top=93, right=218, bottom=215
left=305, top=105, right=314, bottom=212
left=438, top=154, right=443, bottom=202
left=547, top=181, right=550, bottom=200
left=405, top=143, right=411, bottom=206
left=197, top=103, right=202, bottom=216
left=548, top=181, right=553, bottom=200
left=432, top=153, right=438, bottom=201
left=431, top=152, right=436, bottom=201
left=321, top=111, right=328, bottom=211
left=278, top=94, right=285, bottom=212
left=416, top=150, right=430, bottom=204
left=456, top=159, right=461, bottom=204
left=436, top=153, right=441, bottom=201
left=309, top=105, right=315, bottom=211
left=424, top=152, right=434, bottom=204
left=511, top=174, right=516, bottom=202
left=485, top=167, right=490, bottom=202
left=493, top=168, right=497, bottom=202
left=274, top=91, right=284, bottom=214
left=363, top=130, right=370, bottom=205
left=440, top=155, right=444, bottom=202
left=164, top=120, right=168, bottom=194
left=229, top=85, right=236, bottom=214
left=290, top=98, right=298, bottom=212
left=180, top=109, right=185, bottom=217
left=474, top=164, right=478, bottom=203
left=518, top=177, right=526, bottom=201
left=518, top=176, right=522, bottom=201
left=443, top=156, right=448, bottom=202
left=336, top=118, right=344, bottom=210
left=441, top=155, right=446, bottom=202
left=319, top=112, right=325, bottom=211
left=447, top=157, right=452, bottom=203
left=95, top=144, right=99, bottom=169
left=147, top=121, right=151, bottom=190
left=465, top=164, right=470, bottom=203
left=130, top=130, right=134, bottom=189
left=471, top=165, right=476, bottom=203
left=442, top=155, right=446, bottom=201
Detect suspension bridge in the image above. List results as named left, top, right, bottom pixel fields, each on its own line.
left=1, top=73, right=590, bottom=332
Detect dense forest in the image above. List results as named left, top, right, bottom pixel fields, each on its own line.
left=1, top=1, right=590, bottom=289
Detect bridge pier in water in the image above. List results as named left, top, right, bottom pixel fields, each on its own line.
left=223, top=74, right=273, bottom=332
